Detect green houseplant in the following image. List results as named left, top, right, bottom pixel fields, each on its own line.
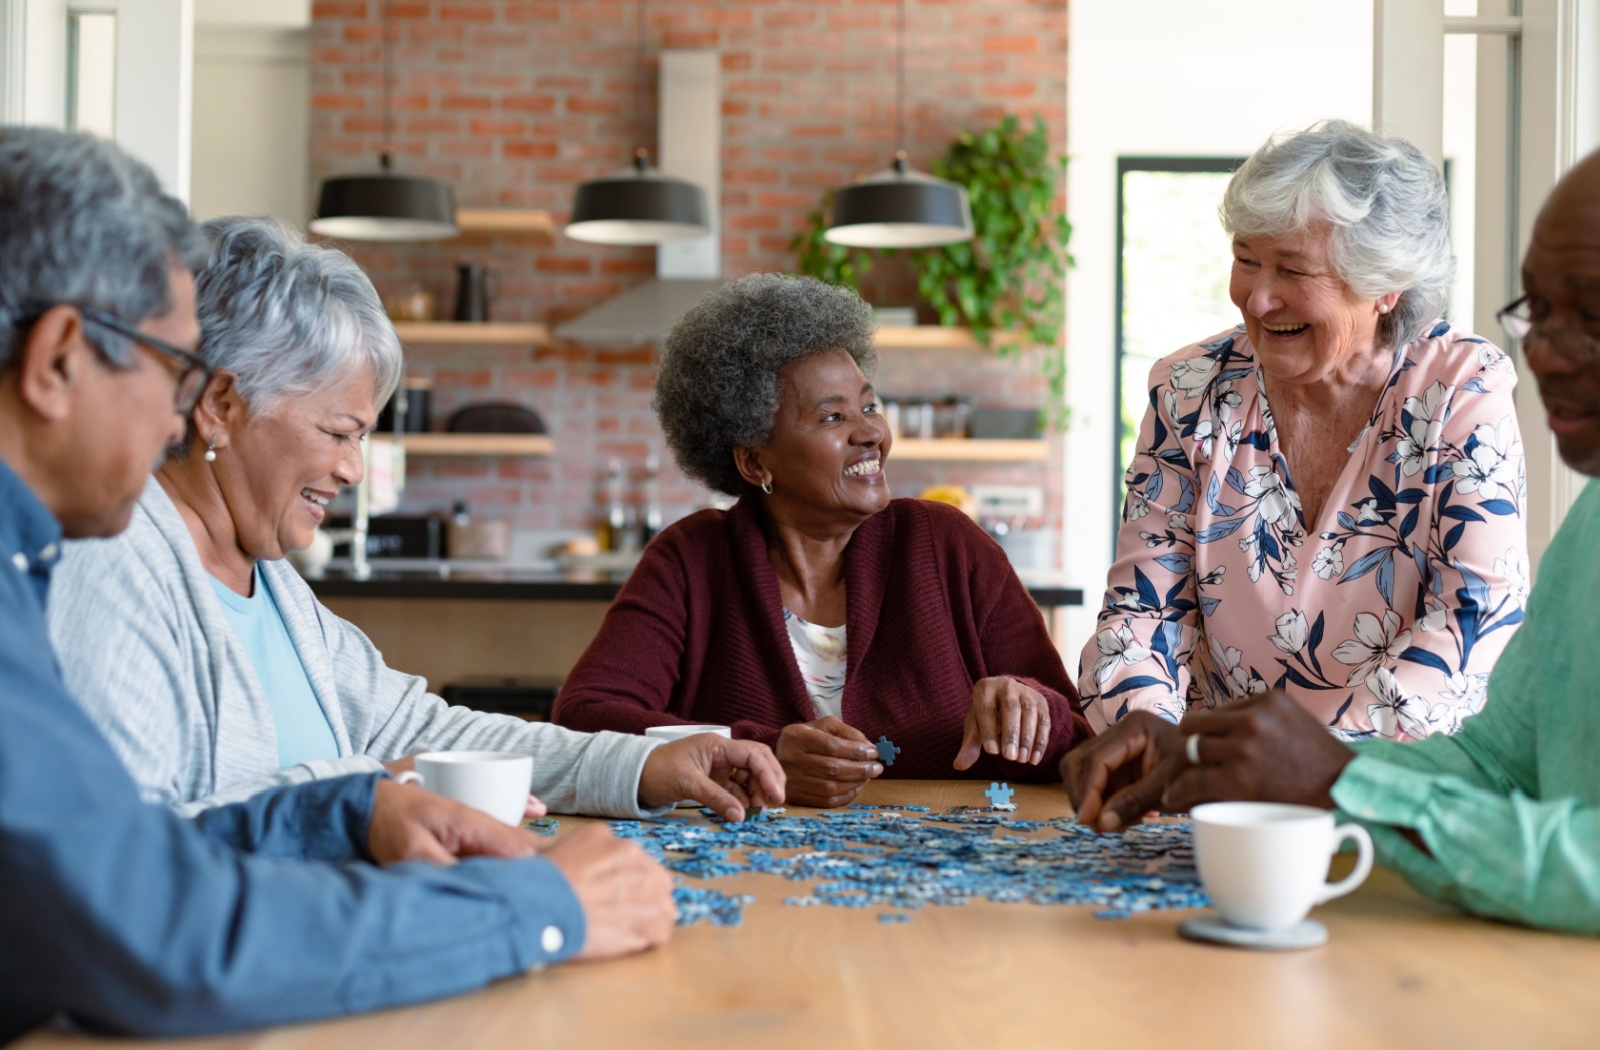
left=792, top=114, right=1073, bottom=413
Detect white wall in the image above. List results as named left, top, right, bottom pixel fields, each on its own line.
left=189, top=24, right=308, bottom=223
left=1061, top=1, right=1375, bottom=655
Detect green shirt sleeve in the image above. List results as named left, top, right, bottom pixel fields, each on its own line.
left=1332, top=756, right=1600, bottom=933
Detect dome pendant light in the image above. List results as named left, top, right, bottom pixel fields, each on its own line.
left=309, top=1, right=457, bottom=241
left=565, top=0, right=710, bottom=246
left=566, top=148, right=710, bottom=245
left=824, top=0, right=973, bottom=249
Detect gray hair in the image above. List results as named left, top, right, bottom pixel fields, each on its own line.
left=1220, top=120, right=1455, bottom=348
left=655, top=273, right=878, bottom=496
left=0, top=126, right=202, bottom=371
left=193, top=216, right=402, bottom=425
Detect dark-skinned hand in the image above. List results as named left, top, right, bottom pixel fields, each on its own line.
left=955, top=676, right=1052, bottom=769
left=367, top=777, right=545, bottom=866
left=774, top=716, right=883, bottom=808
left=1061, top=711, right=1184, bottom=832
left=1161, top=689, right=1356, bottom=814
left=637, top=733, right=787, bottom=822
left=1062, top=691, right=1357, bottom=833
left=541, top=825, right=676, bottom=960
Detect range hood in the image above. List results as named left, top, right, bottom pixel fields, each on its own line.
left=558, top=50, right=721, bottom=346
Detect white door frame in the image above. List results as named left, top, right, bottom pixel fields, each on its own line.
left=1374, top=0, right=1600, bottom=572
left=0, top=0, right=192, bottom=200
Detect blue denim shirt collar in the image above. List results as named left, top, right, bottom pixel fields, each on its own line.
left=0, top=454, right=64, bottom=607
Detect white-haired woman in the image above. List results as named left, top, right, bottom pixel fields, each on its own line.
left=48, top=215, right=782, bottom=820
left=1081, top=121, right=1529, bottom=742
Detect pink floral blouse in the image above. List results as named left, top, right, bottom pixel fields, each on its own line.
left=1079, top=322, right=1529, bottom=741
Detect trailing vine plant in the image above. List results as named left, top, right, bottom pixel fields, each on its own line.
left=791, top=114, right=1073, bottom=420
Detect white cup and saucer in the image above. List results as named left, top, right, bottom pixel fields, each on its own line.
left=643, top=724, right=732, bottom=807
left=395, top=750, right=533, bottom=826
left=1178, top=801, right=1374, bottom=951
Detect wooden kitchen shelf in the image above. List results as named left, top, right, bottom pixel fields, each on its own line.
left=392, top=322, right=552, bottom=346
left=454, top=208, right=555, bottom=237
left=375, top=433, right=554, bottom=457
left=873, top=326, right=1027, bottom=350
left=892, top=438, right=1048, bottom=462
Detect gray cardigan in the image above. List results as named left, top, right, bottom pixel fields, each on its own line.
left=48, top=478, right=664, bottom=818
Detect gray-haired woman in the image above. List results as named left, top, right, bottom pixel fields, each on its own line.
left=48, top=215, right=782, bottom=821
left=1079, top=120, right=1529, bottom=742
left=553, top=273, right=1089, bottom=807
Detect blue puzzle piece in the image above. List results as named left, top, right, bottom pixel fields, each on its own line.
left=984, top=782, right=1015, bottom=809
left=875, top=736, right=901, bottom=766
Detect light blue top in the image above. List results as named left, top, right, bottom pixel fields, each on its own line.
left=208, top=567, right=338, bottom=769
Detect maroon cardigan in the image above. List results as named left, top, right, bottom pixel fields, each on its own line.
left=554, top=497, right=1089, bottom=781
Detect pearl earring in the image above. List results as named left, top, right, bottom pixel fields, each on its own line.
left=1378, top=303, right=1390, bottom=314
left=204, top=434, right=218, bottom=462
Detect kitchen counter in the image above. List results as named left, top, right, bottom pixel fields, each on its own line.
left=309, top=560, right=1084, bottom=690
left=306, top=562, right=1084, bottom=608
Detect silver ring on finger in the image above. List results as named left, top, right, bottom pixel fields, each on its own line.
left=1185, top=732, right=1203, bottom=767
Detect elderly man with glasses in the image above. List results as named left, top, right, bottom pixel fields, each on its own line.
left=1061, top=147, right=1600, bottom=934
left=0, top=126, right=690, bottom=1042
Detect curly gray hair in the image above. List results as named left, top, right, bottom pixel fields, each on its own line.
left=0, top=127, right=202, bottom=371
left=655, top=273, right=878, bottom=496
left=1220, top=120, right=1455, bottom=349
left=179, top=216, right=401, bottom=455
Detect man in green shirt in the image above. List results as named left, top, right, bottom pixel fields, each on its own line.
left=1063, top=149, right=1600, bottom=933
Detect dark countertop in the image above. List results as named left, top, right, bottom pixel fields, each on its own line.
left=307, top=563, right=1084, bottom=607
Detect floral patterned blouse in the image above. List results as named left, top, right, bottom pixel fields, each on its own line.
left=1079, top=322, right=1529, bottom=742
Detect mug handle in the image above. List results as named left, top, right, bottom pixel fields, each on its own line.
left=395, top=771, right=422, bottom=787
left=1315, top=822, right=1375, bottom=904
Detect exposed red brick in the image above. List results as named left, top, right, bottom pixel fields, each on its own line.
left=981, top=80, right=1037, bottom=99
left=984, top=34, right=1038, bottom=53
left=439, top=4, right=494, bottom=20
left=440, top=94, right=495, bottom=111
left=309, top=0, right=1068, bottom=535
left=535, top=257, right=592, bottom=274
left=313, top=1, right=367, bottom=18
left=503, top=140, right=558, bottom=159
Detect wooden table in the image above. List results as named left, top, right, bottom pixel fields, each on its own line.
left=23, top=781, right=1600, bottom=1049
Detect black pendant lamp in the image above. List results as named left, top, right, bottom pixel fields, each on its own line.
left=564, top=0, right=709, bottom=246
left=309, top=1, right=457, bottom=241
left=824, top=0, right=972, bottom=249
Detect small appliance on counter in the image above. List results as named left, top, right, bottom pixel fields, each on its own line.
left=326, top=514, right=443, bottom=560
left=447, top=501, right=509, bottom=561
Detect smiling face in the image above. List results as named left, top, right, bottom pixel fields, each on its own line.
left=1229, top=227, right=1393, bottom=386
left=1520, top=158, right=1600, bottom=476
left=745, top=349, right=891, bottom=527
left=216, top=362, right=377, bottom=560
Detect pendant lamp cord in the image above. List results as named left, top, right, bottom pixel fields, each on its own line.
left=634, top=0, right=648, bottom=168
left=895, top=0, right=907, bottom=163
left=380, top=0, right=394, bottom=169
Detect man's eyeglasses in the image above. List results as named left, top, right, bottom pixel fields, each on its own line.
left=15, top=305, right=213, bottom=413
left=1497, top=295, right=1600, bottom=364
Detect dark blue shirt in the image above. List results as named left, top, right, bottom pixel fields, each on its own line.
left=0, top=458, right=583, bottom=1042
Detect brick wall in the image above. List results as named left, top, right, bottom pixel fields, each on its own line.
left=309, top=0, right=1068, bottom=552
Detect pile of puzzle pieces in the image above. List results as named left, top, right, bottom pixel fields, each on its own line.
left=611, top=802, right=1208, bottom=929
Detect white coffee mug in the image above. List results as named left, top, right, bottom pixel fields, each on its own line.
left=1191, top=801, right=1374, bottom=931
left=643, top=724, right=733, bottom=743
left=395, top=751, right=533, bottom=826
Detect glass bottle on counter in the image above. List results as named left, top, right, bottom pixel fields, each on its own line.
left=600, top=457, right=628, bottom=552
left=641, top=454, right=663, bottom=546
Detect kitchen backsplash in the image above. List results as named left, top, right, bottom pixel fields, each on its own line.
left=309, top=0, right=1067, bottom=559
